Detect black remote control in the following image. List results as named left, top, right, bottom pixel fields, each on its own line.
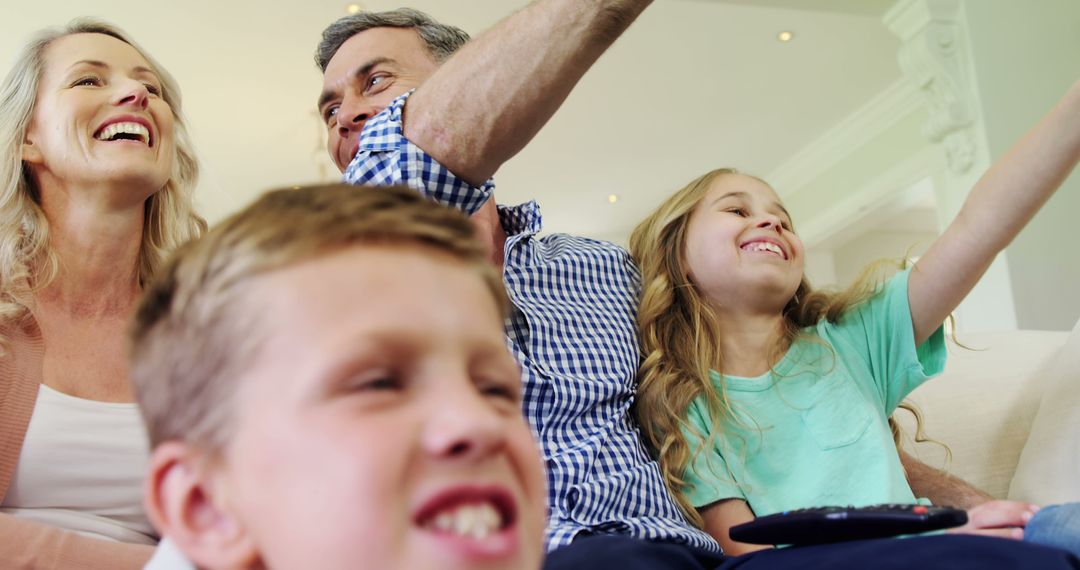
left=729, top=504, right=968, bottom=545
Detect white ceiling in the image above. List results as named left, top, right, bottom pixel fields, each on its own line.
left=702, top=0, right=896, bottom=17
left=1, top=0, right=903, bottom=243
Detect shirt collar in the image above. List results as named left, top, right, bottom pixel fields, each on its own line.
left=356, top=89, right=414, bottom=153
left=497, top=200, right=543, bottom=237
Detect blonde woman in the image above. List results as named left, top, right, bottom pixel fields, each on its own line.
left=629, top=78, right=1080, bottom=557
left=0, top=19, right=204, bottom=567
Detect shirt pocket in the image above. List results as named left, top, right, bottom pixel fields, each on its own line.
left=799, top=373, right=873, bottom=450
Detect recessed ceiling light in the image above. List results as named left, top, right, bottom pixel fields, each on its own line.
left=608, top=194, right=619, bottom=204
left=777, top=31, right=794, bottom=42
left=346, top=3, right=362, bottom=14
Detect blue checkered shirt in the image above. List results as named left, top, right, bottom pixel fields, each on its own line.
left=344, top=91, right=719, bottom=553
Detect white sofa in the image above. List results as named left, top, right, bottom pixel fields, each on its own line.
left=896, top=320, right=1080, bottom=503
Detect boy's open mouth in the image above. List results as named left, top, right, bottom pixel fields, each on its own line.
left=414, top=488, right=516, bottom=540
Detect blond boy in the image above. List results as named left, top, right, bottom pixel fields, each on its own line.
left=130, top=184, right=547, bottom=570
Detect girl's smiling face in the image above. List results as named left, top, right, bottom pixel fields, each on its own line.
left=683, top=173, right=805, bottom=312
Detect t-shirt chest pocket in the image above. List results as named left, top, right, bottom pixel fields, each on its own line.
left=799, top=372, right=874, bottom=450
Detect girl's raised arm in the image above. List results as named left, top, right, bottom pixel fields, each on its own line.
left=909, top=79, right=1080, bottom=345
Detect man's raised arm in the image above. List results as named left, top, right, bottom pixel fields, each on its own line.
left=404, top=0, right=652, bottom=186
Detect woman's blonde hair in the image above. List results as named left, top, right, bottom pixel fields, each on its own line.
left=0, top=18, right=205, bottom=332
left=629, top=168, right=908, bottom=527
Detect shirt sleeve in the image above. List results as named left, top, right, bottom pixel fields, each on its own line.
left=682, top=398, right=745, bottom=508
left=342, top=89, right=495, bottom=215
left=822, top=267, right=947, bottom=414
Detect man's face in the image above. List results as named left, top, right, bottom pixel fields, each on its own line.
left=319, top=27, right=440, bottom=172
left=214, top=245, right=547, bottom=570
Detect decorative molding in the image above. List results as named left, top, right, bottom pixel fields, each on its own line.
left=885, top=0, right=978, bottom=174
left=797, top=145, right=943, bottom=249
left=768, top=77, right=924, bottom=198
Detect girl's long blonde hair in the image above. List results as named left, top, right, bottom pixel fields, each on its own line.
left=629, top=168, right=917, bottom=527
left=0, top=18, right=206, bottom=338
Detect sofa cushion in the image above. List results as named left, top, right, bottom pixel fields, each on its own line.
left=896, top=330, right=1068, bottom=499
left=1009, top=319, right=1080, bottom=504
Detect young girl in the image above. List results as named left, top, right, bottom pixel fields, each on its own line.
left=629, top=78, right=1080, bottom=557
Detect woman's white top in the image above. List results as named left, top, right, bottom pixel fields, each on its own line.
left=0, top=384, right=157, bottom=544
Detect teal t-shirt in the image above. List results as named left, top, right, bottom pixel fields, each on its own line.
left=683, top=268, right=946, bottom=516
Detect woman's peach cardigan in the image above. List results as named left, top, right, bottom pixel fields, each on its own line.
left=0, top=320, right=153, bottom=569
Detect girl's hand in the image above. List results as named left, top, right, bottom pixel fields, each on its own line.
left=948, top=500, right=1040, bottom=540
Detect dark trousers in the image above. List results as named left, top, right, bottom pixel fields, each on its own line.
left=543, top=534, right=1080, bottom=570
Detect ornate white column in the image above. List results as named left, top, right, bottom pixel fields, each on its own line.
left=884, top=0, right=1018, bottom=332
left=885, top=0, right=979, bottom=175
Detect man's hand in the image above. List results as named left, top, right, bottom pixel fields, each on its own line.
left=899, top=450, right=1040, bottom=539
left=949, top=500, right=1040, bottom=540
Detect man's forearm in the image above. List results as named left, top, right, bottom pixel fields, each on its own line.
left=900, top=449, right=994, bottom=509
left=404, top=0, right=653, bottom=186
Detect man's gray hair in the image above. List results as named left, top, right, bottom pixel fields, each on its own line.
left=315, top=8, right=470, bottom=71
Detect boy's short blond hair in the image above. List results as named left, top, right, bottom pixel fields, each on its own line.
left=130, top=184, right=508, bottom=455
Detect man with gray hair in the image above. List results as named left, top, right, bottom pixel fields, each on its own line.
left=314, top=2, right=1080, bottom=569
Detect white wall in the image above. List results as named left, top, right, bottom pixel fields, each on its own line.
left=832, top=229, right=935, bottom=287
left=963, top=0, right=1080, bottom=331
left=805, top=249, right=838, bottom=288
left=794, top=0, right=1080, bottom=332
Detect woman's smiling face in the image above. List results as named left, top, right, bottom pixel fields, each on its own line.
left=23, top=32, right=174, bottom=203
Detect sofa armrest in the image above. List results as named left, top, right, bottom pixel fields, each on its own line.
left=1009, top=318, right=1080, bottom=504
left=896, top=330, right=1067, bottom=499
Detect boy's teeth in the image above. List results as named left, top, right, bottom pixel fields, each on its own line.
left=433, top=512, right=454, bottom=531
left=426, top=502, right=502, bottom=539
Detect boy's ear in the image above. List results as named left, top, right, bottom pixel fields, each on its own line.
left=145, top=441, right=260, bottom=569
